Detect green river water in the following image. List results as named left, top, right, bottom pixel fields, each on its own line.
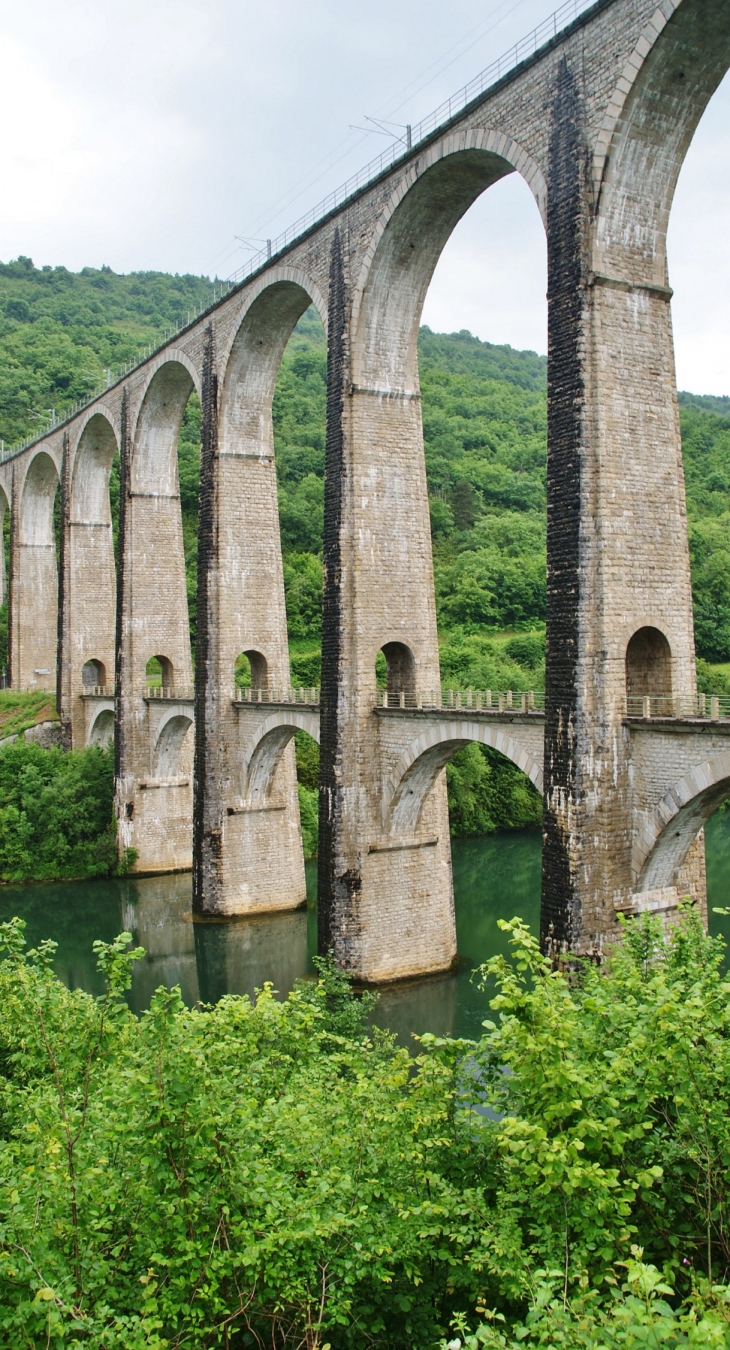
left=3, top=816, right=730, bottom=1045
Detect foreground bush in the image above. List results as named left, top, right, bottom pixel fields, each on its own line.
left=2, top=910, right=730, bottom=1345
left=0, top=742, right=116, bottom=882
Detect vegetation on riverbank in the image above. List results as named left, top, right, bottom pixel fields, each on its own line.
left=0, top=689, right=58, bottom=743
left=0, top=261, right=728, bottom=867
left=1, top=907, right=730, bottom=1346
left=0, top=742, right=115, bottom=883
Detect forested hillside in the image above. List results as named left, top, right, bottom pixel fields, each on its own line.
left=0, top=258, right=729, bottom=844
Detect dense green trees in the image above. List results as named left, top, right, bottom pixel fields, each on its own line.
left=2, top=909, right=730, bottom=1346
left=1, top=259, right=729, bottom=857
left=0, top=743, right=116, bottom=882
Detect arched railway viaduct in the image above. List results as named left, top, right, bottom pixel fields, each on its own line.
left=2, top=0, right=729, bottom=980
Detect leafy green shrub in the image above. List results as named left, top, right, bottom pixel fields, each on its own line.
left=0, top=922, right=479, bottom=1347
left=504, top=633, right=545, bottom=668
left=0, top=742, right=116, bottom=881
left=439, top=630, right=544, bottom=693
left=3, top=910, right=730, bottom=1346
left=0, top=689, right=57, bottom=741
left=283, top=551, right=323, bottom=639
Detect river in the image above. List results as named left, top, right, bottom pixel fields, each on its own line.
left=2, top=816, right=730, bottom=1045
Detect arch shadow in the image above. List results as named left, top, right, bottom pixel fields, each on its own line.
left=386, top=719, right=544, bottom=835
left=634, top=750, right=730, bottom=892
left=153, top=711, right=193, bottom=780
left=89, top=707, right=114, bottom=748
left=242, top=708, right=321, bottom=804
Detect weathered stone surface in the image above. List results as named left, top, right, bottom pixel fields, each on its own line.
left=1, top=0, right=728, bottom=978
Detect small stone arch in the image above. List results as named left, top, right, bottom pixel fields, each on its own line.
left=377, top=641, right=416, bottom=701
left=242, top=708, right=320, bottom=803
left=234, top=649, right=269, bottom=691
left=626, top=626, right=673, bottom=700
left=147, top=654, right=174, bottom=690
left=386, top=718, right=543, bottom=834
left=82, top=658, right=107, bottom=689
left=634, top=751, right=730, bottom=892
left=152, top=711, right=193, bottom=779
left=88, top=707, right=114, bottom=748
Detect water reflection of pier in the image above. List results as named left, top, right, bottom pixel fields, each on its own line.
left=122, top=873, right=310, bottom=1013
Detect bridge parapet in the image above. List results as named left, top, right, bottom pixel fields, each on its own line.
left=625, top=694, right=730, bottom=721
left=233, top=686, right=320, bottom=706
left=375, top=688, right=545, bottom=712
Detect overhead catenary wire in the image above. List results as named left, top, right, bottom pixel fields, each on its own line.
left=3, top=0, right=594, bottom=465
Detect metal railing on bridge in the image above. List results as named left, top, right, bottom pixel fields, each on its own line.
left=233, top=686, right=320, bottom=705
left=69, top=687, right=730, bottom=720
left=624, top=694, right=730, bottom=721
left=0, top=0, right=597, bottom=467
left=145, top=686, right=195, bottom=701
left=375, top=688, right=545, bottom=712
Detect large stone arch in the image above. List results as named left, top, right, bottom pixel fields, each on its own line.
left=0, top=479, right=9, bottom=609
left=593, top=0, right=730, bottom=288
left=634, top=751, right=730, bottom=892
left=352, top=129, right=546, bottom=392
left=211, top=274, right=328, bottom=702
left=19, top=450, right=59, bottom=547
left=132, top=357, right=197, bottom=495
left=120, top=357, right=196, bottom=700
left=70, top=409, right=117, bottom=520
left=386, top=719, right=544, bottom=835
left=15, top=450, right=60, bottom=689
left=62, top=411, right=119, bottom=742
left=242, top=708, right=320, bottom=803
left=219, top=272, right=326, bottom=456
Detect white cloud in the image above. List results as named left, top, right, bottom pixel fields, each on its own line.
left=422, top=173, right=547, bottom=355
left=667, top=72, right=730, bottom=396
left=0, top=0, right=724, bottom=393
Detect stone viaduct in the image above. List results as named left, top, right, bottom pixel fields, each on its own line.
left=1, top=0, right=729, bottom=980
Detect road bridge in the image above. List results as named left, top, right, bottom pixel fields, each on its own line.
left=1, top=0, right=729, bottom=978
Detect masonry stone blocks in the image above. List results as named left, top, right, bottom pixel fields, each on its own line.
left=2, top=0, right=729, bottom=979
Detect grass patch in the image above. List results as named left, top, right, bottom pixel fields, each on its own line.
left=0, top=689, right=58, bottom=741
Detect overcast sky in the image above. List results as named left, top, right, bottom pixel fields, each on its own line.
left=0, top=0, right=727, bottom=394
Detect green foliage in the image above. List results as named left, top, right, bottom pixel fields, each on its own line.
left=283, top=551, right=323, bottom=639
left=679, top=399, right=730, bottom=661
left=3, top=910, right=730, bottom=1345
left=439, top=630, right=545, bottom=693
left=435, top=513, right=546, bottom=630
left=0, top=918, right=479, bottom=1347
left=0, top=689, right=58, bottom=741
left=295, top=733, right=320, bottom=855
left=297, top=783, right=319, bottom=858
left=447, top=744, right=541, bottom=836
left=458, top=911, right=730, bottom=1337
left=0, top=742, right=116, bottom=882
left=0, top=259, right=215, bottom=444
